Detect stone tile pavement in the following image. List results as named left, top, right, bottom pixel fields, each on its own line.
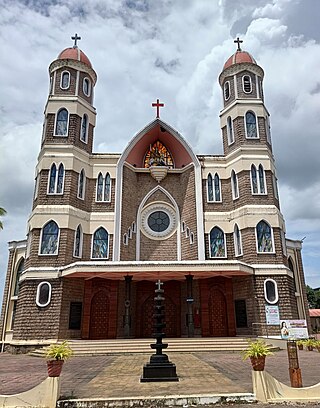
left=0, top=349, right=319, bottom=399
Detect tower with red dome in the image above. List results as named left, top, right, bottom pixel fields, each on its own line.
left=0, top=38, right=310, bottom=347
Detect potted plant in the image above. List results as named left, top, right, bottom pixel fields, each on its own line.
left=241, top=339, right=273, bottom=371
left=296, top=339, right=304, bottom=350
left=315, top=339, right=320, bottom=352
left=45, top=340, right=73, bottom=377
left=304, top=338, right=316, bottom=351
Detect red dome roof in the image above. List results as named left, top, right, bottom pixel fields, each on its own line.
left=58, top=47, right=92, bottom=68
left=223, top=50, right=256, bottom=70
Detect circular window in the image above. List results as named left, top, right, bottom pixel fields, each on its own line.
left=141, top=202, right=177, bottom=240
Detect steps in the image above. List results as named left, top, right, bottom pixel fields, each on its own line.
left=29, top=337, right=277, bottom=357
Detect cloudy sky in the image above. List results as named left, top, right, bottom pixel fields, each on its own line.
left=1, top=0, right=320, bottom=302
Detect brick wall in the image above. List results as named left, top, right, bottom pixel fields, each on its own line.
left=236, top=70, right=258, bottom=99
left=0, top=248, right=15, bottom=337
left=232, top=276, right=255, bottom=335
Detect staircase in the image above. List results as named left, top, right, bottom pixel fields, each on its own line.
left=30, top=337, right=277, bottom=357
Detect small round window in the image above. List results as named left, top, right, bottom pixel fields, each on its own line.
left=141, top=202, right=177, bottom=240
left=148, top=211, right=170, bottom=232
left=36, top=281, right=52, bottom=307
left=264, top=279, right=278, bottom=304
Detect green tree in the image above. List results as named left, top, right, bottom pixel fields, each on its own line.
left=0, top=207, right=6, bottom=230
left=307, top=285, right=320, bottom=309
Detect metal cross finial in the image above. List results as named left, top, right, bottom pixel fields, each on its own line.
left=71, top=33, right=81, bottom=48
left=152, top=99, right=164, bottom=118
left=234, top=37, right=243, bottom=52
left=156, top=280, right=163, bottom=290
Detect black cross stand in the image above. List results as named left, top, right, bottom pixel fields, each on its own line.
left=140, top=280, right=179, bottom=382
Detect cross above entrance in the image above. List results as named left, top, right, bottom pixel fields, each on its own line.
left=152, top=99, right=164, bottom=118
left=234, top=37, right=243, bottom=52
left=156, top=279, right=163, bottom=291
left=72, top=33, right=81, bottom=48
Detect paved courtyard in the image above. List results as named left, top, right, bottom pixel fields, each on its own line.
left=0, top=349, right=319, bottom=399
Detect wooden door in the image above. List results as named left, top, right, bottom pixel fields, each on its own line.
left=209, top=287, right=228, bottom=337
left=89, top=289, right=110, bottom=339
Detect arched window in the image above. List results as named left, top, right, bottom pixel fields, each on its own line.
left=144, top=140, right=174, bottom=168
left=207, top=173, right=213, bottom=201
left=96, top=173, right=111, bottom=202
left=256, top=220, right=274, bottom=253
left=123, top=233, right=128, bottom=246
left=92, top=227, right=109, bottom=259
left=83, top=77, right=91, bottom=96
left=288, top=256, right=297, bottom=292
left=234, top=224, right=242, bottom=256
left=214, top=173, right=221, bottom=201
left=14, top=258, right=24, bottom=296
left=36, top=282, right=52, bottom=307
left=242, top=75, right=252, bottom=93
left=227, top=116, right=234, bottom=144
left=78, top=169, right=85, bottom=199
left=48, top=163, right=64, bottom=194
left=264, top=279, right=278, bottom=304
left=74, top=225, right=83, bottom=258
left=80, top=114, right=88, bottom=143
left=209, top=226, right=226, bottom=258
left=224, top=81, right=230, bottom=100
left=251, top=164, right=266, bottom=194
left=266, top=116, right=272, bottom=144
left=60, top=71, right=70, bottom=89
left=245, top=111, right=258, bottom=138
left=55, top=108, right=69, bottom=136
left=273, top=174, right=279, bottom=199
left=40, top=220, right=59, bottom=255
left=231, top=170, right=239, bottom=200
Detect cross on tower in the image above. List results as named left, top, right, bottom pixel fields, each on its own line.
left=71, top=33, right=81, bottom=48
left=234, top=37, right=243, bottom=52
left=152, top=99, right=164, bottom=118
left=156, top=280, right=163, bottom=291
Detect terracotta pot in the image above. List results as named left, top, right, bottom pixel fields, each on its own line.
left=298, top=344, right=303, bottom=350
left=307, top=346, right=314, bottom=351
left=250, top=356, right=266, bottom=371
left=47, top=359, right=64, bottom=377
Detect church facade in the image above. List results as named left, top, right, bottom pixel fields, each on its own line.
left=0, top=38, right=310, bottom=346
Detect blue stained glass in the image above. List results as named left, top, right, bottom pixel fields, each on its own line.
left=41, top=221, right=59, bottom=254
left=74, top=225, right=82, bottom=257
left=246, top=111, right=257, bottom=138
left=232, top=170, right=239, bottom=198
left=49, top=164, right=56, bottom=193
left=251, top=165, right=258, bottom=193
left=257, top=221, right=273, bottom=252
left=214, top=173, right=221, bottom=201
left=92, top=227, right=108, bottom=258
left=104, top=173, right=111, bottom=201
left=57, top=164, right=64, bottom=193
left=207, top=174, right=213, bottom=201
left=210, top=227, right=225, bottom=257
left=14, top=258, right=24, bottom=296
left=259, top=165, right=265, bottom=193
left=234, top=224, right=242, bottom=256
left=81, top=114, right=87, bottom=142
left=56, top=109, right=68, bottom=136
left=97, top=173, right=103, bottom=201
left=78, top=170, right=84, bottom=198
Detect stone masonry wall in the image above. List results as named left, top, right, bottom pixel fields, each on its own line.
left=0, top=248, right=15, bottom=338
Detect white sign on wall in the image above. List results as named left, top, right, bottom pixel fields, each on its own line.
left=265, top=305, right=280, bottom=325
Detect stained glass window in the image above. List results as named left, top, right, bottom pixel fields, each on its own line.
left=57, top=164, right=64, bottom=193
left=81, top=114, right=88, bottom=142
left=49, top=164, right=57, bottom=193
left=227, top=116, right=234, bottom=144
left=245, top=111, right=258, bottom=138
left=36, top=282, right=52, bottom=307
left=209, top=226, right=226, bottom=258
left=60, top=71, right=70, bottom=89
left=256, top=220, right=273, bottom=253
left=251, top=165, right=258, bottom=193
left=214, top=173, right=221, bottom=201
left=207, top=173, right=213, bottom=201
left=14, top=258, right=24, bottom=296
left=264, top=279, right=278, bottom=304
left=74, top=225, right=82, bottom=258
left=78, top=169, right=85, bottom=199
left=258, top=164, right=265, bottom=194
left=55, top=108, right=68, bottom=136
left=234, top=224, right=242, bottom=256
left=104, top=173, right=111, bottom=201
left=147, top=211, right=170, bottom=232
left=231, top=170, right=239, bottom=199
left=96, top=173, right=103, bottom=201
left=144, top=140, right=174, bottom=168
left=83, top=78, right=91, bottom=96
left=40, top=221, right=59, bottom=255
left=92, top=227, right=109, bottom=259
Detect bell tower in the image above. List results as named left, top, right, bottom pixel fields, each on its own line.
left=41, top=34, right=97, bottom=154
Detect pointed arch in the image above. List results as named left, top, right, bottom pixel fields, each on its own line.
left=207, top=173, right=213, bottom=202
left=227, top=116, right=234, bottom=144
left=251, top=164, right=266, bottom=194
left=234, top=224, right=242, bottom=256
left=48, top=163, right=57, bottom=194
left=245, top=111, right=258, bottom=139
left=14, top=258, right=25, bottom=296
left=209, top=226, right=226, bottom=258
left=92, top=227, right=109, bottom=259
left=74, top=224, right=83, bottom=258
left=231, top=170, right=239, bottom=200
left=78, top=169, right=86, bottom=199
left=55, top=108, right=69, bottom=136
left=104, top=172, right=111, bottom=201
left=144, top=140, right=174, bottom=168
left=256, top=220, right=274, bottom=253
left=80, top=114, right=88, bottom=143
left=48, top=163, right=64, bottom=194
left=39, top=220, right=59, bottom=255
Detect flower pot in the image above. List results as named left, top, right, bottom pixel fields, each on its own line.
left=307, top=346, right=314, bottom=351
left=250, top=356, right=266, bottom=371
left=47, top=359, right=64, bottom=377
left=298, top=344, right=303, bottom=350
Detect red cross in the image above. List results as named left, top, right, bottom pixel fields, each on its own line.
left=152, top=99, right=164, bottom=118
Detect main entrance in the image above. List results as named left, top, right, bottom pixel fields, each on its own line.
left=135, top=280, right=181, bottom=338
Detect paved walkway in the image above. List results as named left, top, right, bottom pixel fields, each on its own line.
left=0, top=349, right=319, bottom=399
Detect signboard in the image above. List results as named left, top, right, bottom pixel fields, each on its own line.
left=265, top=305, right=280, bottom=325
left=280, top=320, right=308, bottom=339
